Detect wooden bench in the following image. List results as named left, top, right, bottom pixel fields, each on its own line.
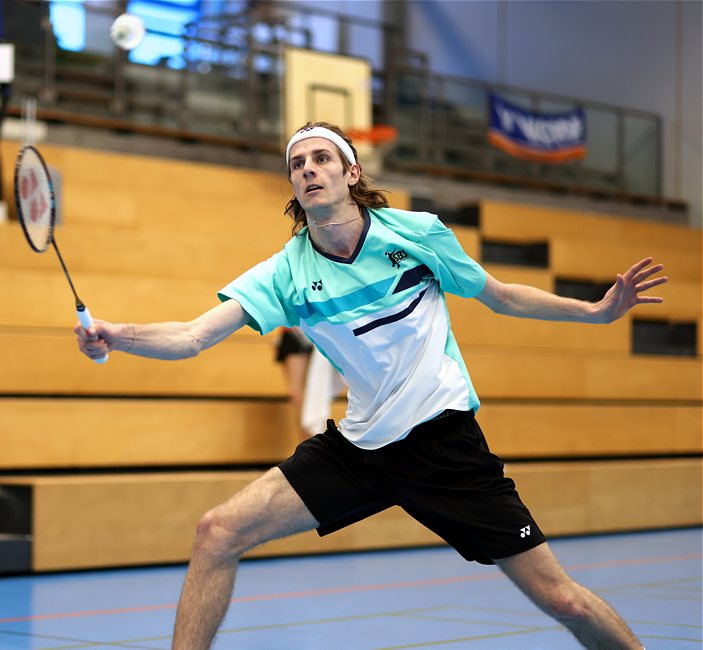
left=0, top=221, right=287, bottom=282
left=1, top=329, right=700, bottom=400
left=480, top=199, right=699, bottom=251
left=1, top=398, right=700, bottom=471
left=1, top=458, right=699, bottom=571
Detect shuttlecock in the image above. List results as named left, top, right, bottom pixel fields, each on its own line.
left=110, top=13, right=146, bottom=51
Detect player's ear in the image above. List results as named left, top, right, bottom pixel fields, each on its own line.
left=347, top=163, right=361, bottom=186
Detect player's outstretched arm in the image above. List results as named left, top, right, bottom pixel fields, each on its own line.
left=74, top=299, right=250, bottom=361
left=475, top=257, right=667, bottom=324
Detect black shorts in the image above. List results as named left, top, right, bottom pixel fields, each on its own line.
left=278, top=410, right=546, bottom=565
left=275, top=328, right=313, bottom=363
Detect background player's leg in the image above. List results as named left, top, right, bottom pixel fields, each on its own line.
left=496, top=542, right=643, bottom=649
left=282, top=351, right=311, bottom=440
left=172, top=467, right=319, bottom=650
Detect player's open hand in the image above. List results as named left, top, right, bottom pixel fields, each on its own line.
left=597, top=257, right=668, bottom=323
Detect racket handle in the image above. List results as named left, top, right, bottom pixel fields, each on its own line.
left=77, top=306, right=109, bottom=364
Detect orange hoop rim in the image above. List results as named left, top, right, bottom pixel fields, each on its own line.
left=348, top=125, right=398, bottom=146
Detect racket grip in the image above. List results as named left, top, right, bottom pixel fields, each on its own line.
left=77, top=306, right=109, bottom=364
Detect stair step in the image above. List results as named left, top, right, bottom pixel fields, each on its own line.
left=0, top=534, right=32, bottom=574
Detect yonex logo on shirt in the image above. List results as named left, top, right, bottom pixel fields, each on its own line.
left=311, top=280, right=323, bottom=291
left=385, top=248, right=408, bottom=268
left=520, top=525, right=531, bottom=538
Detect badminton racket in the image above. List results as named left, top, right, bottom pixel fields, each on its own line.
left=14, top=144, right=108, bottom=364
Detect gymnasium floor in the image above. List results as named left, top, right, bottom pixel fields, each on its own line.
left=0, top=528, right=700, bottom=650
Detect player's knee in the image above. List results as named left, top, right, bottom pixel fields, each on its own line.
left=192, top=509, right=246, bottom=561
left=541, top=586, right=589, bottom=625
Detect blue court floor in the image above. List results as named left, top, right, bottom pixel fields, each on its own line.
left=0, top=528, right=701, bottom=649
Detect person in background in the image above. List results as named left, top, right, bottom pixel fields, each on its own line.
left=274, top=326, right=313, bottom=440
left=276, top=326, right=345, bottom=440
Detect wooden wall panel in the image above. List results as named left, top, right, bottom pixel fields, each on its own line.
left=465, top=348, right=702, bottom=401
left=510, top=459, right=703, bottom=535
left=446, top=296, right=631, bottom=352
left=480, top=200, right=700, bottom=253
left=1, top=458, right=698, bottom=571
left=0, top=331, right=285, bottom=397
left=1, top=398, right=699, bottom=469
left=4, top=329, right=647, bottom=416
left=476, top=403, right=703, bottom=457
left=550, top=236, right=701, bottom=282
left=1, top=332, right=700, bottom=400
left=0, top=398, right=298, bottom=468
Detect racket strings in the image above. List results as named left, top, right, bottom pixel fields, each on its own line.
left=15, top=148, right=54, bottom=252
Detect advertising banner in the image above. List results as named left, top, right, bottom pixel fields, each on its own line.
left=488, top=94, right=586, bottom=163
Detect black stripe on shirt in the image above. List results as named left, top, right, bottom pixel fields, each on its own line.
left=392, top=264, right=431, bottom=294
left=352, top=288, right=427, bottom=336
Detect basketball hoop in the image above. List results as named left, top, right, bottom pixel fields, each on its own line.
left=349, top=125, right=398, bottom=177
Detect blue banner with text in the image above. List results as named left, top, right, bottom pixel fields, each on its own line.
left=488, top=94, right=586, bottom=163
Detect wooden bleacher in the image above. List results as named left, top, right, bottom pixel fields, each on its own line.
left=1, top=457, right=698, bottom=572
left=0, top=141, right=701, bottom=573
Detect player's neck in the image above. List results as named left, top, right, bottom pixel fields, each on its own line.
left=308, top=205, right=364, bottom=257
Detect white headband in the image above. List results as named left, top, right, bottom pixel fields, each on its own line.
left=285, top=126, right=356, bottom=166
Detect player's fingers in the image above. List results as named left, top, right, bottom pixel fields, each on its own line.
left=637, top=276, right=668, bottom=291
left=83, top=338, right=107, bottom=357
left=634, top=263, right=665, bottom=283
left=624, top=257, right=654, bottom=280
left=74, top=322, right=99, bottom=345
left=84, top=325, right=100, bottom=341
left=74, top=322, right=89, bottom=340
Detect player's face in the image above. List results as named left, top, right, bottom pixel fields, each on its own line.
left=288, top=137, right=359, bottom=215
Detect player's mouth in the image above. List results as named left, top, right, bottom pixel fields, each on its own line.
left=306, top=184, right=323, bottom=194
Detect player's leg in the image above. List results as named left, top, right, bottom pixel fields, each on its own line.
left=172, top=467, right=319, bottom=650
left=495, top=542, right=643, bottom=649
left=282, top=351, right=311, bottom=440
left=377, top=411, right=643, bottom=649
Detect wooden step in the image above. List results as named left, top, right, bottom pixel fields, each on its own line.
left=0, top=535, right=31, bottom=574
left=1, top=398, right=700, bottom=470
left=480, top=199, right=700, bottom=252
left=550, top=235, right=702, bottom=283
left=0, top=397, right=298, bottom=469
left=0, top=268, right=636, bottom=354
left=0, top=330, right=285, bottom=397
left=0, top=221, right=287, bottom=282
left=1, top=458, right=699, bottom=572
left=0, top=330, right=700, bottom=400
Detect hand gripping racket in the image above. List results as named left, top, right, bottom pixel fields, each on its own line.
left=14, top=145, right=108, bottom=363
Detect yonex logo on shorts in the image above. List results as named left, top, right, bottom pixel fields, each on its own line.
left=520, top=525, right=531, bottom=538
left=311, top=280, right=323, bottom=291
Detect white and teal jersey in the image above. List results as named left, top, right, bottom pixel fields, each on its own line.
left=218, top=207, right=487, bottom=450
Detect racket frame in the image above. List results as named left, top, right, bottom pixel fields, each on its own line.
left=13, top=143, right=108, bottom=363
left=14, top=144, right=56, bottom=253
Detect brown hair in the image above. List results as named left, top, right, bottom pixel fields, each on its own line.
left=284, top=121, right=390, bottom=236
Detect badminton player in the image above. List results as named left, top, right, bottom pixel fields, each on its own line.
left=76, top=122, right=664, bottom=649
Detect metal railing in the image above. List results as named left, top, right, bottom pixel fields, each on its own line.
left=5, top=0, right=663, bottom=202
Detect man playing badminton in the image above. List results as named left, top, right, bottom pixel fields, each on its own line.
left=76, top=122, right=663, bottom=649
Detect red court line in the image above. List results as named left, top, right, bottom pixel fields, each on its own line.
left=0, top=551, right=700, bottom=625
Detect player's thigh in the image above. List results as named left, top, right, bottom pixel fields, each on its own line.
left=204, top=467, right=319, bottom=553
